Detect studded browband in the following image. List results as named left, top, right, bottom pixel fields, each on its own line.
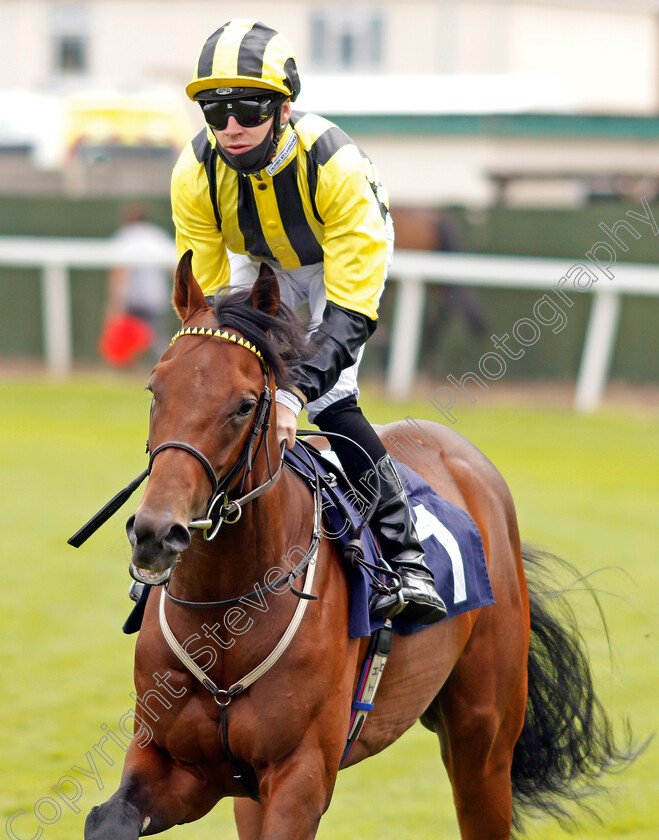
left=170, top=326, right=267, bottom=371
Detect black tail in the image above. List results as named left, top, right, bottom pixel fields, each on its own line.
left=511, top=545, right=646, bottom=835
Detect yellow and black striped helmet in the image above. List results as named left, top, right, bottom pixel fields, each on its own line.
left=186, top=19, right=300, bottom=102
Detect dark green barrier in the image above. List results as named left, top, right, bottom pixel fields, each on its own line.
left=0, top=197, right=656, bottom=381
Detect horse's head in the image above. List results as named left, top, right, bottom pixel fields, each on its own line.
left=127, top=251, right=306, bottom=585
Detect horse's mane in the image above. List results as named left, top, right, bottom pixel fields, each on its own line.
left=213, top=286, right=311, bottom=388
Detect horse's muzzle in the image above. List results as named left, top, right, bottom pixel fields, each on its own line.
left=125, top=510, right=191, bottom=584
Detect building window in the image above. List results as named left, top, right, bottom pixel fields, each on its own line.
left=311, top=8, right=384, bottom=71
left=51, top=6, right=90, bottom=75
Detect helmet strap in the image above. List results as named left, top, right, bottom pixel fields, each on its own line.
left=215, top=124, right=277, bottom=175
left=215, top=105, right=288, bottom=176
left=273, top=104, right=285, bottom=142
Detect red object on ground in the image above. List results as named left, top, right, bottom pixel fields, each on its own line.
left=99, top=314, right=154, bottom=366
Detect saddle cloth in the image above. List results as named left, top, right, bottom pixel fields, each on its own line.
left=284, top=444, right=494, bottom=638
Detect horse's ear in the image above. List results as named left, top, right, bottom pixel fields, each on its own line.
left=251, top=263, right=280, bottom=318
left=173, top=250, right=209, bottom=322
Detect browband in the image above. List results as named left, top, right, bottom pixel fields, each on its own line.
left=170, top=326, right=267, bottom=371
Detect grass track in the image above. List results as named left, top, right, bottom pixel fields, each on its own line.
left=0, top=374, right=656, bottom=839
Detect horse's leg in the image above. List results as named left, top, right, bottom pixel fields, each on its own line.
left=234, top=798, right=263, bottom=840
left=85, top=739, right=218, bottom=838
left=241, top=713, right=348, bottom=840
left=423, top=585, right=529, bottom=839
left=255, top=751, right=332, bottom=839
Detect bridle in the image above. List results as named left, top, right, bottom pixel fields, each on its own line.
left=149, top=325, right=282, bottom=541
left=141, top=324, right=321, bottom=645
left=67, top=325, right=282, bottom=549
left=148, top=325, right=322, bottom=614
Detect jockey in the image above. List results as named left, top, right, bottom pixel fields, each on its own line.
left=171, top=19, right=446, bottom=625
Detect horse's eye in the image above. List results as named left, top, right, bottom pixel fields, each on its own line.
left=236, top=399, right=256, bottom=418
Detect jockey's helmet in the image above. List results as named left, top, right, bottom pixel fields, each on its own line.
left=186, top=19, right=300, bottom=103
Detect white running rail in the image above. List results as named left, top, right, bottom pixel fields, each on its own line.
left=1, top=238, right=657, bottom=412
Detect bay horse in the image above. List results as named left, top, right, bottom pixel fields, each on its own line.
left=85, top=252, right=632, bottom=839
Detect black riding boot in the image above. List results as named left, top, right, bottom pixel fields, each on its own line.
left=366, top=455, right=447, bottom=625
left=313, top=397, right=446, bottom=625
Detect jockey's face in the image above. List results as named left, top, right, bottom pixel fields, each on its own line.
left=213, top=101, right=292, bottom=156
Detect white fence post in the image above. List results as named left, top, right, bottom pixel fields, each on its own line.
left=574, top=290, right=621, bottom=413
left=41, top=262, right=72, bottom=376
left=387, top=275, right=425, bottom=400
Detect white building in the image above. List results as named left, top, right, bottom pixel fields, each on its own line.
left=1, top=0, right=658, bottom=113
left=1, top=0, right=659, bottom=205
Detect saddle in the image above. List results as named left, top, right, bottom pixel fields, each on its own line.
left=284, top=441, right=494, bottom=638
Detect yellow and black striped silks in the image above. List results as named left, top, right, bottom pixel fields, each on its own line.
left=186, top=19, right=300, bottom=101
left=171, top=111, right=391, bottom=322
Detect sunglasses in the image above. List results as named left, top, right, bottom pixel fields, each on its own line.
left=199, top=96, right=281, bottom=131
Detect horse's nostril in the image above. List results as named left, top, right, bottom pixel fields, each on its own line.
left=164, top=524, right=191, bottom=554
left=126, top=514, right=137, bottom=546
